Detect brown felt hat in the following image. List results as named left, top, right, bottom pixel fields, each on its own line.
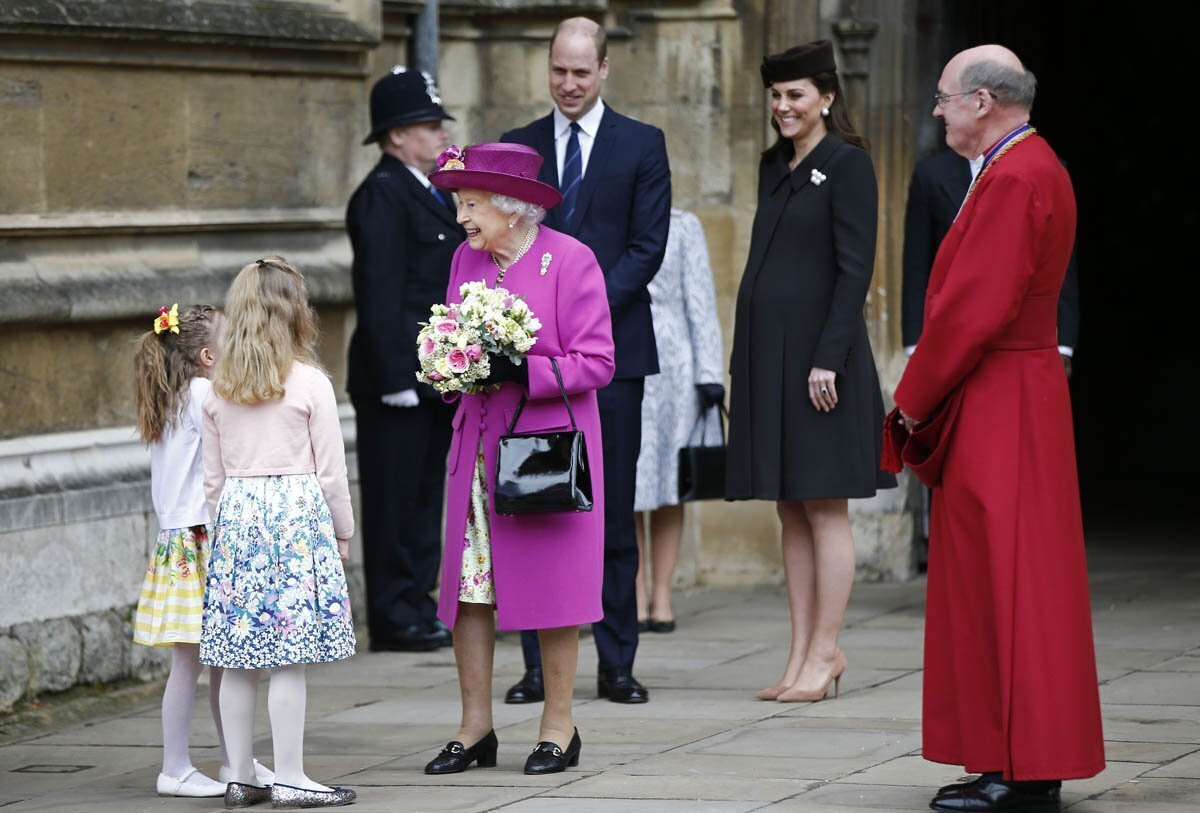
left=760, top=40, right=838, bottom=87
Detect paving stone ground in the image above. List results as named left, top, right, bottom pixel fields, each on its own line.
left=2, top=517, right=1197, bottom=811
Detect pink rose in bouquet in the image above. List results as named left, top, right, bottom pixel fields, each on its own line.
left=447, top=348, right=471, bottom=374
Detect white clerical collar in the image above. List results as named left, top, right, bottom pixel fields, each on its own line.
left=553, top=98, right=606, bottom=140
left=403, top=163, right=431, bottom=189
left=968, top=154, right=985, bottom=181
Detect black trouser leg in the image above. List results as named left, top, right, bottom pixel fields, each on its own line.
left=592, top=378, right=644, bottom=673
left=519, top=378, right=644, bottom=673
left=353, top=395, right=452, bottom=643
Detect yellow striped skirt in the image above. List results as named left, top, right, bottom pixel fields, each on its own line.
left=133, top=525, right=210, bottom=647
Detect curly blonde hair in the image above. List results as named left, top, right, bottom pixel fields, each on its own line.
left=213, top=256, right=323, bottom=404
left=132, top=304, right=221, bottom=443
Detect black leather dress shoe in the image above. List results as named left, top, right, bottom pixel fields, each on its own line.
left=504, top=667, right=544, bottom=704
left=369, top=623, right=446, bottom=652
left=424, top=730, right=498, bottom=774
left=597, top=668, right=649, bottom=703
left=931, top=777, right=1061, bottom=812
left=937, top=773, right=996, bottom=798
left=523, top=728, right=581, bottom=775
left=431, top=619, right=454, bottom=647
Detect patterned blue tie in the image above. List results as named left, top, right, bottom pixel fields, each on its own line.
left=561, top=121, right=583, bottom=227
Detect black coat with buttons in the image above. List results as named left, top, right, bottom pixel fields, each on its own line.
left=725, top=133, right=895, bottom=500
left=346, top=154, right=466, bottom=399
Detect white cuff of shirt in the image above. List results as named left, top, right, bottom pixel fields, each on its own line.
left=904, top=345, right=917, bottom=358
left=1058, top=346, right=1074, bottom=358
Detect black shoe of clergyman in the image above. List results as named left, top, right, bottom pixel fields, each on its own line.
left=369, top=623, right=445, bottom=652
left=930, top=777, right=1061, bottom=812
left=504, top=667, right=545, bottom=704
left=523, top=728, right=582, bottom=775
left=936, top=773, right=997, bottom=798
left=597, top=668, right=649, bottom=703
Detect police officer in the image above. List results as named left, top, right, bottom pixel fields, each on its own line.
left=347, top=68, right=465, bottom=651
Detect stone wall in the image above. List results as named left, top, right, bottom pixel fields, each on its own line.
left=1, top=0, right=921, bottom=707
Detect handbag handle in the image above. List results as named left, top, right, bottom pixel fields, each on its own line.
left=506, top=357, right=579, bottom=434
left=687, top=400, right=729, bottom=447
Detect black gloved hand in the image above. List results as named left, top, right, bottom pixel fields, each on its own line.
left=481, top=353, right=528, bottom=386
left=696, top=383, right=725, bottom=409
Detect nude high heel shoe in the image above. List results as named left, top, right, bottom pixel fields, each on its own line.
left=776, top=650, right=847, bottom=703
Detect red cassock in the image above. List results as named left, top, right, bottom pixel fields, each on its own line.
left=894, top=134, right=1106, bottom=781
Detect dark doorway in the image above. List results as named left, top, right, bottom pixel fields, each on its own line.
left=924, top=2, right=1196, bottom=531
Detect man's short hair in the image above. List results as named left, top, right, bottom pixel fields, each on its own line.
left=960, top=59, right=1037, bottom=111
left=549, top=17, right=607, bottom=63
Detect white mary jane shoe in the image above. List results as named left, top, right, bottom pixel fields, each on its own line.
left=220, top=759, right=276, bottom=786
left=156, top=767, right=226, bottom=797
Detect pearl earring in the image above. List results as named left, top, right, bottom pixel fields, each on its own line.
left=509, top=221, right=515, bottom=229
left=821, top=107, right=830, bottom=117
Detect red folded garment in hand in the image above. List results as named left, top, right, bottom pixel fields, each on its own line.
left=880, top=388, right=965, bottom=487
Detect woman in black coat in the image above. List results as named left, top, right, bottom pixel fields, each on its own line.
left=726, top=41, right=895, bottom=702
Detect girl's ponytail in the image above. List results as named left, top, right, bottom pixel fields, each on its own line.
left=132, top=304, right=220, bottom=443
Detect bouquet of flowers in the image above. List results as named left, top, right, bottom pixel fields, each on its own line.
left=416, top=280, right=542, bottom=394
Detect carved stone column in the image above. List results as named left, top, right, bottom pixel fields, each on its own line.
left=832, top=11, right=879, bottom=135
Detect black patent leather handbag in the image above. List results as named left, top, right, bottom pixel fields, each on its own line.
left=677, top=402, right=728, bottom=502
left=493, top=358, right=593, bottom=515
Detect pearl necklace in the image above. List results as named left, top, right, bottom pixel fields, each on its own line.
left=490, top=224, right=538, bottom=285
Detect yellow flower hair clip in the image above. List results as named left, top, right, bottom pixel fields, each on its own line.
left=154, top=303, right=180, bottom=335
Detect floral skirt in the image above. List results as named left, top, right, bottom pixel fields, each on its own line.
left=458, top=444, right=495, bottom=605
left=200, top=474, right=355, bottom=669
left=133, top=525, right=209, bottom=647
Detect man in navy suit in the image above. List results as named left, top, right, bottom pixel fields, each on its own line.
left=500, top=17, right=671, bottom=704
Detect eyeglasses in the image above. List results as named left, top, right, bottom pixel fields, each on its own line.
left=933, top=89, right=989, bottom=108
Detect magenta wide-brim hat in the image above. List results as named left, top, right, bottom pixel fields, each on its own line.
left=429, top=142, right=563, bottom=210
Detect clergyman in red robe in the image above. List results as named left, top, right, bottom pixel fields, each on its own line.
left=892, top=45, right=1105, bottom=813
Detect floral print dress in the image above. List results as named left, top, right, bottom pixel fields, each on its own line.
left=199, top=473, right=355, bottom=669
left=133, top=525, right=210, bottom=646
left=458, top=443, right=494, bottom=604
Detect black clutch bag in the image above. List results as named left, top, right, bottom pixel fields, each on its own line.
left=677, top=402, right=728, bottom=503
left=493, top=358, right=593, bottom=515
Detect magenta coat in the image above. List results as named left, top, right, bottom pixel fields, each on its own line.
left=436, top=226, right=615, bottom=631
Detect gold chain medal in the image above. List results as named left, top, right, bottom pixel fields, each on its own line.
left=958, top=124, right=1037, bottom=214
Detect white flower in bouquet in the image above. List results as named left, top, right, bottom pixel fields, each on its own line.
left=415, top=281, right=540, bottom=394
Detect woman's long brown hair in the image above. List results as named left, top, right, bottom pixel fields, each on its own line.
left=132, top=304, right=220, bottom=443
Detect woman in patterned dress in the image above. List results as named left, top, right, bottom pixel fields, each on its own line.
left=200, top=257, right=357, bottom=809
left=421, top=143, right=614, bottom=776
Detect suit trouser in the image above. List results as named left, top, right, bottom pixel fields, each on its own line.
left=352, top=394, right=452, bottom=641
left=521, top=377, right=644, bottom=673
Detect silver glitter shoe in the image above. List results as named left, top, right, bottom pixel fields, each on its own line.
left=270, top=783, right=356, bottom=808
left=224, top=781, right=272, bottom=808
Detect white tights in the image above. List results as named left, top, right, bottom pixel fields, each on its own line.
left=160, top=643, right=227, bottom=777
left=219, top=664, right=329, bottom=791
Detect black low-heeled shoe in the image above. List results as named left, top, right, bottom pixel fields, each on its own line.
left=648, top=618, right=676, bottom=633
left=523, top=728, right=581, bottom=775
left=424, top=730, right=499, bottom=774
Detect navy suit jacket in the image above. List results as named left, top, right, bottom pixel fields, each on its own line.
left=902, top=149, right=1080, bottom=350
left=501, top=106, right=671, bottom=379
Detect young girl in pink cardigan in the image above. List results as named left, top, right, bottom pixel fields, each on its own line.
left=200, top=257, right=356, bottom=809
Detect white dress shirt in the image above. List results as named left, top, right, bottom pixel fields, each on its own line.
left=553, top=99, right=606, bottom=181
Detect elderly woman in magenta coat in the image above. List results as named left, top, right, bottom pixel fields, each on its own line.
left=424, top=143, right=614, bottom=777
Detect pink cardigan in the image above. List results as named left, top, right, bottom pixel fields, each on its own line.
left=202, top=362, right=354, bottom=539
